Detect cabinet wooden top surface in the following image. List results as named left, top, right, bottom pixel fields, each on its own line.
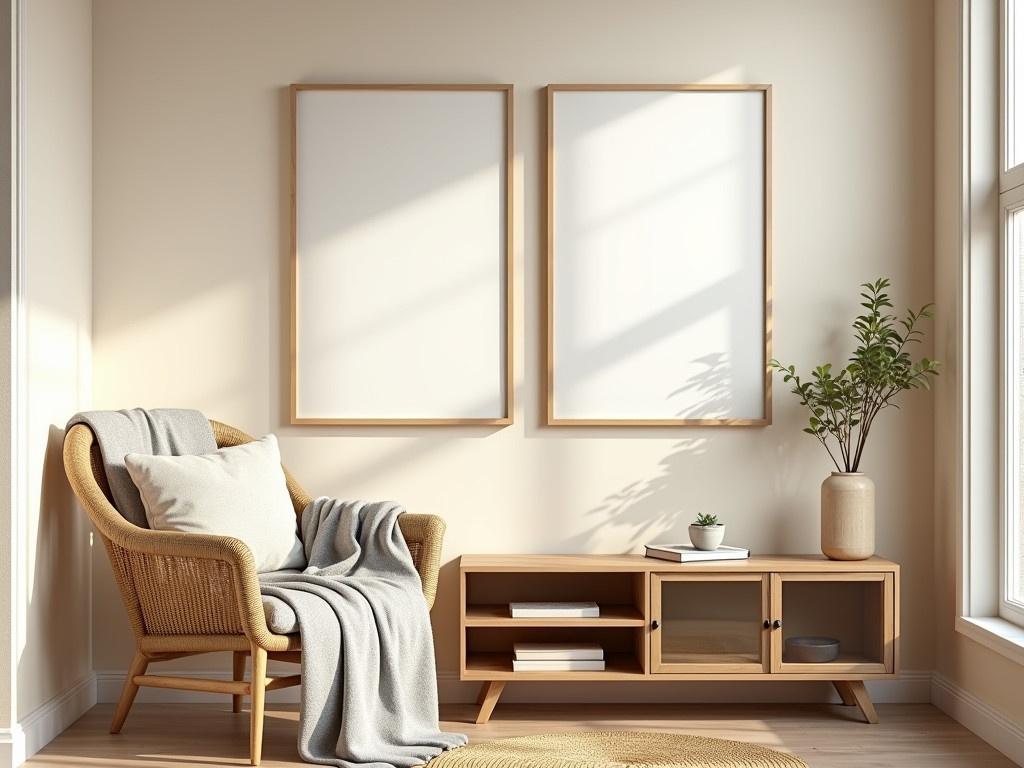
left=459, top=554, right=899, bottom=573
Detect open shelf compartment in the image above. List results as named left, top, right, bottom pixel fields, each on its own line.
left=461, top=569, right=648, bottom=679
left=463, top=570, right=645, bottom=624
left=463, top=626, right=645, bottom=680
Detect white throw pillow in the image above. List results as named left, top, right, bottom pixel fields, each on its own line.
left=124, top=434, right=306, bottom=573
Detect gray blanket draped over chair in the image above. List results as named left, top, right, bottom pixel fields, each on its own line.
left=69, top=409, right=465, bottom=768
left=262, top=498, right=466, bottom=768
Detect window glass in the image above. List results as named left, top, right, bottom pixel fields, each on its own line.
left=1014, top=206, right=1024, bottom=608
left=1009, top=0, right=1024, bottom=169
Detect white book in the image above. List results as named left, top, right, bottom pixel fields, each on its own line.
left=513, top=642, right=604, bottom=661
left=643, top=544, right=750, bottom=563
left=512, top=659, right=606, bottom=672
left=509, top=601, right=599, bottom=618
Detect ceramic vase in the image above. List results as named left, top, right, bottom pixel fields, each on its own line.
left=820, top=472, right=875, bottom=560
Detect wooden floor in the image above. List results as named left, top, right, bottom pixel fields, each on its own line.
left=26, top=702, right=1017, bottom=767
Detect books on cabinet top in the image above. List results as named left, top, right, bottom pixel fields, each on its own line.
left=508, top=601, right=599, bottom=618
left=512, top=642, right=604, bottom=661
left=643, top=544, right=750, bottom=563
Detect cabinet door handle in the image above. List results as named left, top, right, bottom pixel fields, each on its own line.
left=763, top=619, right=770, bottom=629
left=651, top=619, right=660, bottom=630
left=772, top=619, right=782, bottom=630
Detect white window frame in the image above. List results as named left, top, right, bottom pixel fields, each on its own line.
left=955, top=0, right=1024, bottom=664
left=1000, top=187, right=1024, bottom=627
left=1001, top=0, right=1024, bottom=627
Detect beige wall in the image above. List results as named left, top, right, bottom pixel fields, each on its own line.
left=933, top=0, right=1024, bottom=730
left=91, top=0, right=936, bottom=694
left=19, top=0, right=93, bottom=720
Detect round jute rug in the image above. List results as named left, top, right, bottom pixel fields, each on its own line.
left=427, top=731, right=808, bottom=768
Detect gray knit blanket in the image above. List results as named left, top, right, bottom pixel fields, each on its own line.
left=260, top=498, right=466, bottom=768
left=66, top=408, right=217, bottom=528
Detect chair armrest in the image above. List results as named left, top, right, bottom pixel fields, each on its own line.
left=398, top=513, right=446, bottom=610
left=103, top=527, right=281, bottom=647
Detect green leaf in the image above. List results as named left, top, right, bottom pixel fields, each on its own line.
left=774, top=277, right=939, bottom=465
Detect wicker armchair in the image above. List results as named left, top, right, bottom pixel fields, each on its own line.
left=63, top=419, right=446, bottom=766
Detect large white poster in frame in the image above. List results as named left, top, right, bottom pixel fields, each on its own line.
left=291, top=84, right=513, bottom=425
left=546, top=84, right=772, bottom=426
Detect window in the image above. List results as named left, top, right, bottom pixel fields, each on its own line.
left=956, top=0, right=1024, bottom=663
left=1002, top=0, right=1024, bottom=626
left=1004, top=202, right=1024, bottom=624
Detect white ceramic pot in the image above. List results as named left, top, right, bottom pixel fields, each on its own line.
left=689, top=524, right=725, bottom=551
left=820, top=472, right=875, bottom=560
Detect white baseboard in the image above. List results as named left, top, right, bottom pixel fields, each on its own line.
left=96, top=667, right=932, bottom=706
left=931, top=672, right=1024, bottom=767
left=0, top=673, right=96, bottom=767
left=20, top=674, right=97, bottom=762
left=0, top=724, right=25, bottom=768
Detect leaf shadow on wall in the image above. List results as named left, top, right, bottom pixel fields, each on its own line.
left=565, top=352, right=785, bottom=553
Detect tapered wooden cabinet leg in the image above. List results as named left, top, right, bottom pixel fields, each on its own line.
left=474, top=680, right=506, bottom=724
left=110, top=652, right=149, bottom=734
left=232, top=651, right=247, bottom=713
left=250, top=645, right=268, bottom=766
left=833, top=680, right=856, bottom=706
left=844, top=680, right=880, bottom=724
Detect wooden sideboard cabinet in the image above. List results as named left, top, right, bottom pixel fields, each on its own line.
left=458, top=554, right=899, bottom=724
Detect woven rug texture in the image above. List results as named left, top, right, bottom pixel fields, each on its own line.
left=426, top=730, right=809, bottom=768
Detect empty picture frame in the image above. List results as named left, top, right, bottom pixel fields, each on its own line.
left=546, top=84, right=772, bottom=426
left=291, top=84, right=513, bottom=425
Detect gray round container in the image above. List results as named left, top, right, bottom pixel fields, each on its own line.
left=784, top=636, right=840, bottom=663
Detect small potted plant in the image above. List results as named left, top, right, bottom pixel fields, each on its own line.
left=689, top=513, right=725, bottom=551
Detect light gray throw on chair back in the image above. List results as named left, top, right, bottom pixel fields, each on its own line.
left=66, top=408, right=216, bottom=528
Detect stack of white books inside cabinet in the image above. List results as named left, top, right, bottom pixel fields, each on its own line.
left=509, top=600, right=600, bottom=618
left=511, top=642, right=605, bottom=672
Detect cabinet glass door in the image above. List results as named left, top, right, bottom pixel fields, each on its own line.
left=770, top=573, right=894, bottom=674
left=651, top=574, right=768, bottom=674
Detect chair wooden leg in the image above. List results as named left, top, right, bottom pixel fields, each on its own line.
left=110, top=652, right=149, bottom=734
left=250, top=645, right=267, bottom=766
left=232, top=651, right=247, bottom=713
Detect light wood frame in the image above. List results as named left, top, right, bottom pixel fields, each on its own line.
left=289, top=83, right=515, bottom=426
left=459, top=554, right=897, bottom=726
left=545, top=84, right=773, bottom=427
